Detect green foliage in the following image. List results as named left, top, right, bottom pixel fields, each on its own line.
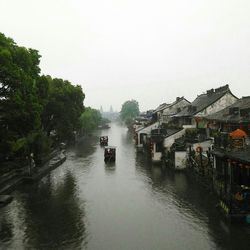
left=10, top=130, right=51, bottom=165
left=42, top=77, right=85, bottom=141
left=79, top=107, right=102, bottom=134
left=100, top=117, right=110, bottom=125
left=0, top=32, right=42, bottom=161
left=0, top=32, right=85, bottom=164
left=185, top=128, right=198, bottom=136
left=120, top=100, right=139, bottom=126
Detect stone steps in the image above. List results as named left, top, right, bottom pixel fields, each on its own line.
left=0, top=176, right=23, bottom=195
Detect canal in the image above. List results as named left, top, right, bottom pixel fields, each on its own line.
left=0, top=123, right=249, bottom=250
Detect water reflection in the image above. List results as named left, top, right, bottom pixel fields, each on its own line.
left=104, top=162, right=116, bottom=175
left=1, top=123, right=250, bottom=250
left=135, top=151, right=250, bottom=250
left=75, top=135, right=99, bottom=158
left=3, top=171, right=87, bottom=249
left=121, top=129, right=133, bottom=146
left=0, top=214, right=13, bottom=244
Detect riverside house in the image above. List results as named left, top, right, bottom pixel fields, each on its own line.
left=149, top=97, right=190, bottom=162
left=162, top=97, right=190, bottom=124
left=152, top=103, right=170, bottom=122
left=172, top=84, right=238, bottom=129
left=134, top=121, right=160, bottom=151
left=212, top=129, right=250, bottom=222
left=163, top=84, right=238, bottom=170
left=205, top=96, right=250, bottom=134
left=205, top=97, right=250, bottom=222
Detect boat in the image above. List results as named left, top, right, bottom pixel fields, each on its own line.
left=104, top=146, right=116, bottom=162
left=98, top=124, right=111, bottom=129
left=100, top=136, right=108, bottom=146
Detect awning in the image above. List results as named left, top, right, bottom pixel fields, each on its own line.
left=229, top=129, right=247, bottom=139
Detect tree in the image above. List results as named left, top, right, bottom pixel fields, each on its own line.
left=0, top=32, right=42, bottom=161
left=0, top=32, right=85, bottom=165
left=42, top=77, right=85, bottom=142
left=120, top=100, right=139, bottom=126
left=79, top=107, right=102, bottom=135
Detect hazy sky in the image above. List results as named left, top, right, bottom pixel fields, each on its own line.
left=1, top=0, right=250, bottom=111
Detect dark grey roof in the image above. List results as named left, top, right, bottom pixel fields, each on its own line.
left=163, top=97, right=190, bottom=117
left=164, top=128, right=182, bottom=138
left=213, top=147, right=250, bottom=164
left=153, top=103, right=170, bottom=113
left=206, top=96, right=250, bottom=123
left=167, top=97, right=190, bottom=108
left=230, top=148, right=250, bottom=163
left=154, top=97, right=190, bottom=115
left=175, top=84, right=235, bottom=117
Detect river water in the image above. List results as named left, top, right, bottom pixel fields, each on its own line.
left=0, top=123, right=249, bottom=250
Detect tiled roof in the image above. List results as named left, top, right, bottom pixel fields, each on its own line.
left=153, top=103, right=170, bottom=113
left=154, top=97, right=190, bottom=115
left=163, top=97, right=190, bottom=115
left=213, top=147, right=250, bottom=164
left=175, top=84, right=233, bottom=117
left=164, top=128, right=182, bottom=138
left=167, top=97, right=190, bottom=108
left=206, top=96, right=250, bottom=123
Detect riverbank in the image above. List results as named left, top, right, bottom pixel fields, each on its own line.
left=0, top=151, right=66, bottom=197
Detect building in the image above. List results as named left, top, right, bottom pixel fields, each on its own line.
left=212, top=129, right=250, bottom=222
left=205, top=96, right=250, bottom=135
left=134, top=121, right=160, bottom=151
left=162, top=97, right=190, bottom=124
left=173, top=84, right=238, bottom=128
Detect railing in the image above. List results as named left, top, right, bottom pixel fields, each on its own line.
left=214, top=133, right=246, bottom=151
left=213, top=133, right=230, bottom=149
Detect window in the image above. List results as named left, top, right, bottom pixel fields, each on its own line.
left=156, top=142, right=163, bottom=152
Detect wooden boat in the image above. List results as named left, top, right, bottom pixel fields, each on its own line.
left=104, top=146, right=116, bottom=162
left=100, top=136, right=108, bottom=146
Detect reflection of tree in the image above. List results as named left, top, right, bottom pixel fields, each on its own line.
left=22, top=171, right=86, bottom=249
left=75, top=136, right=98, bottom=158
left=0, top=215, right=13, bottom=245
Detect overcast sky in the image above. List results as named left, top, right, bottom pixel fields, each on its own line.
left=1, top=0, right=250, bottom=111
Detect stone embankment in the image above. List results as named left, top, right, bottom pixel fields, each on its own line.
left=0, top=151, right=66, bottom=206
